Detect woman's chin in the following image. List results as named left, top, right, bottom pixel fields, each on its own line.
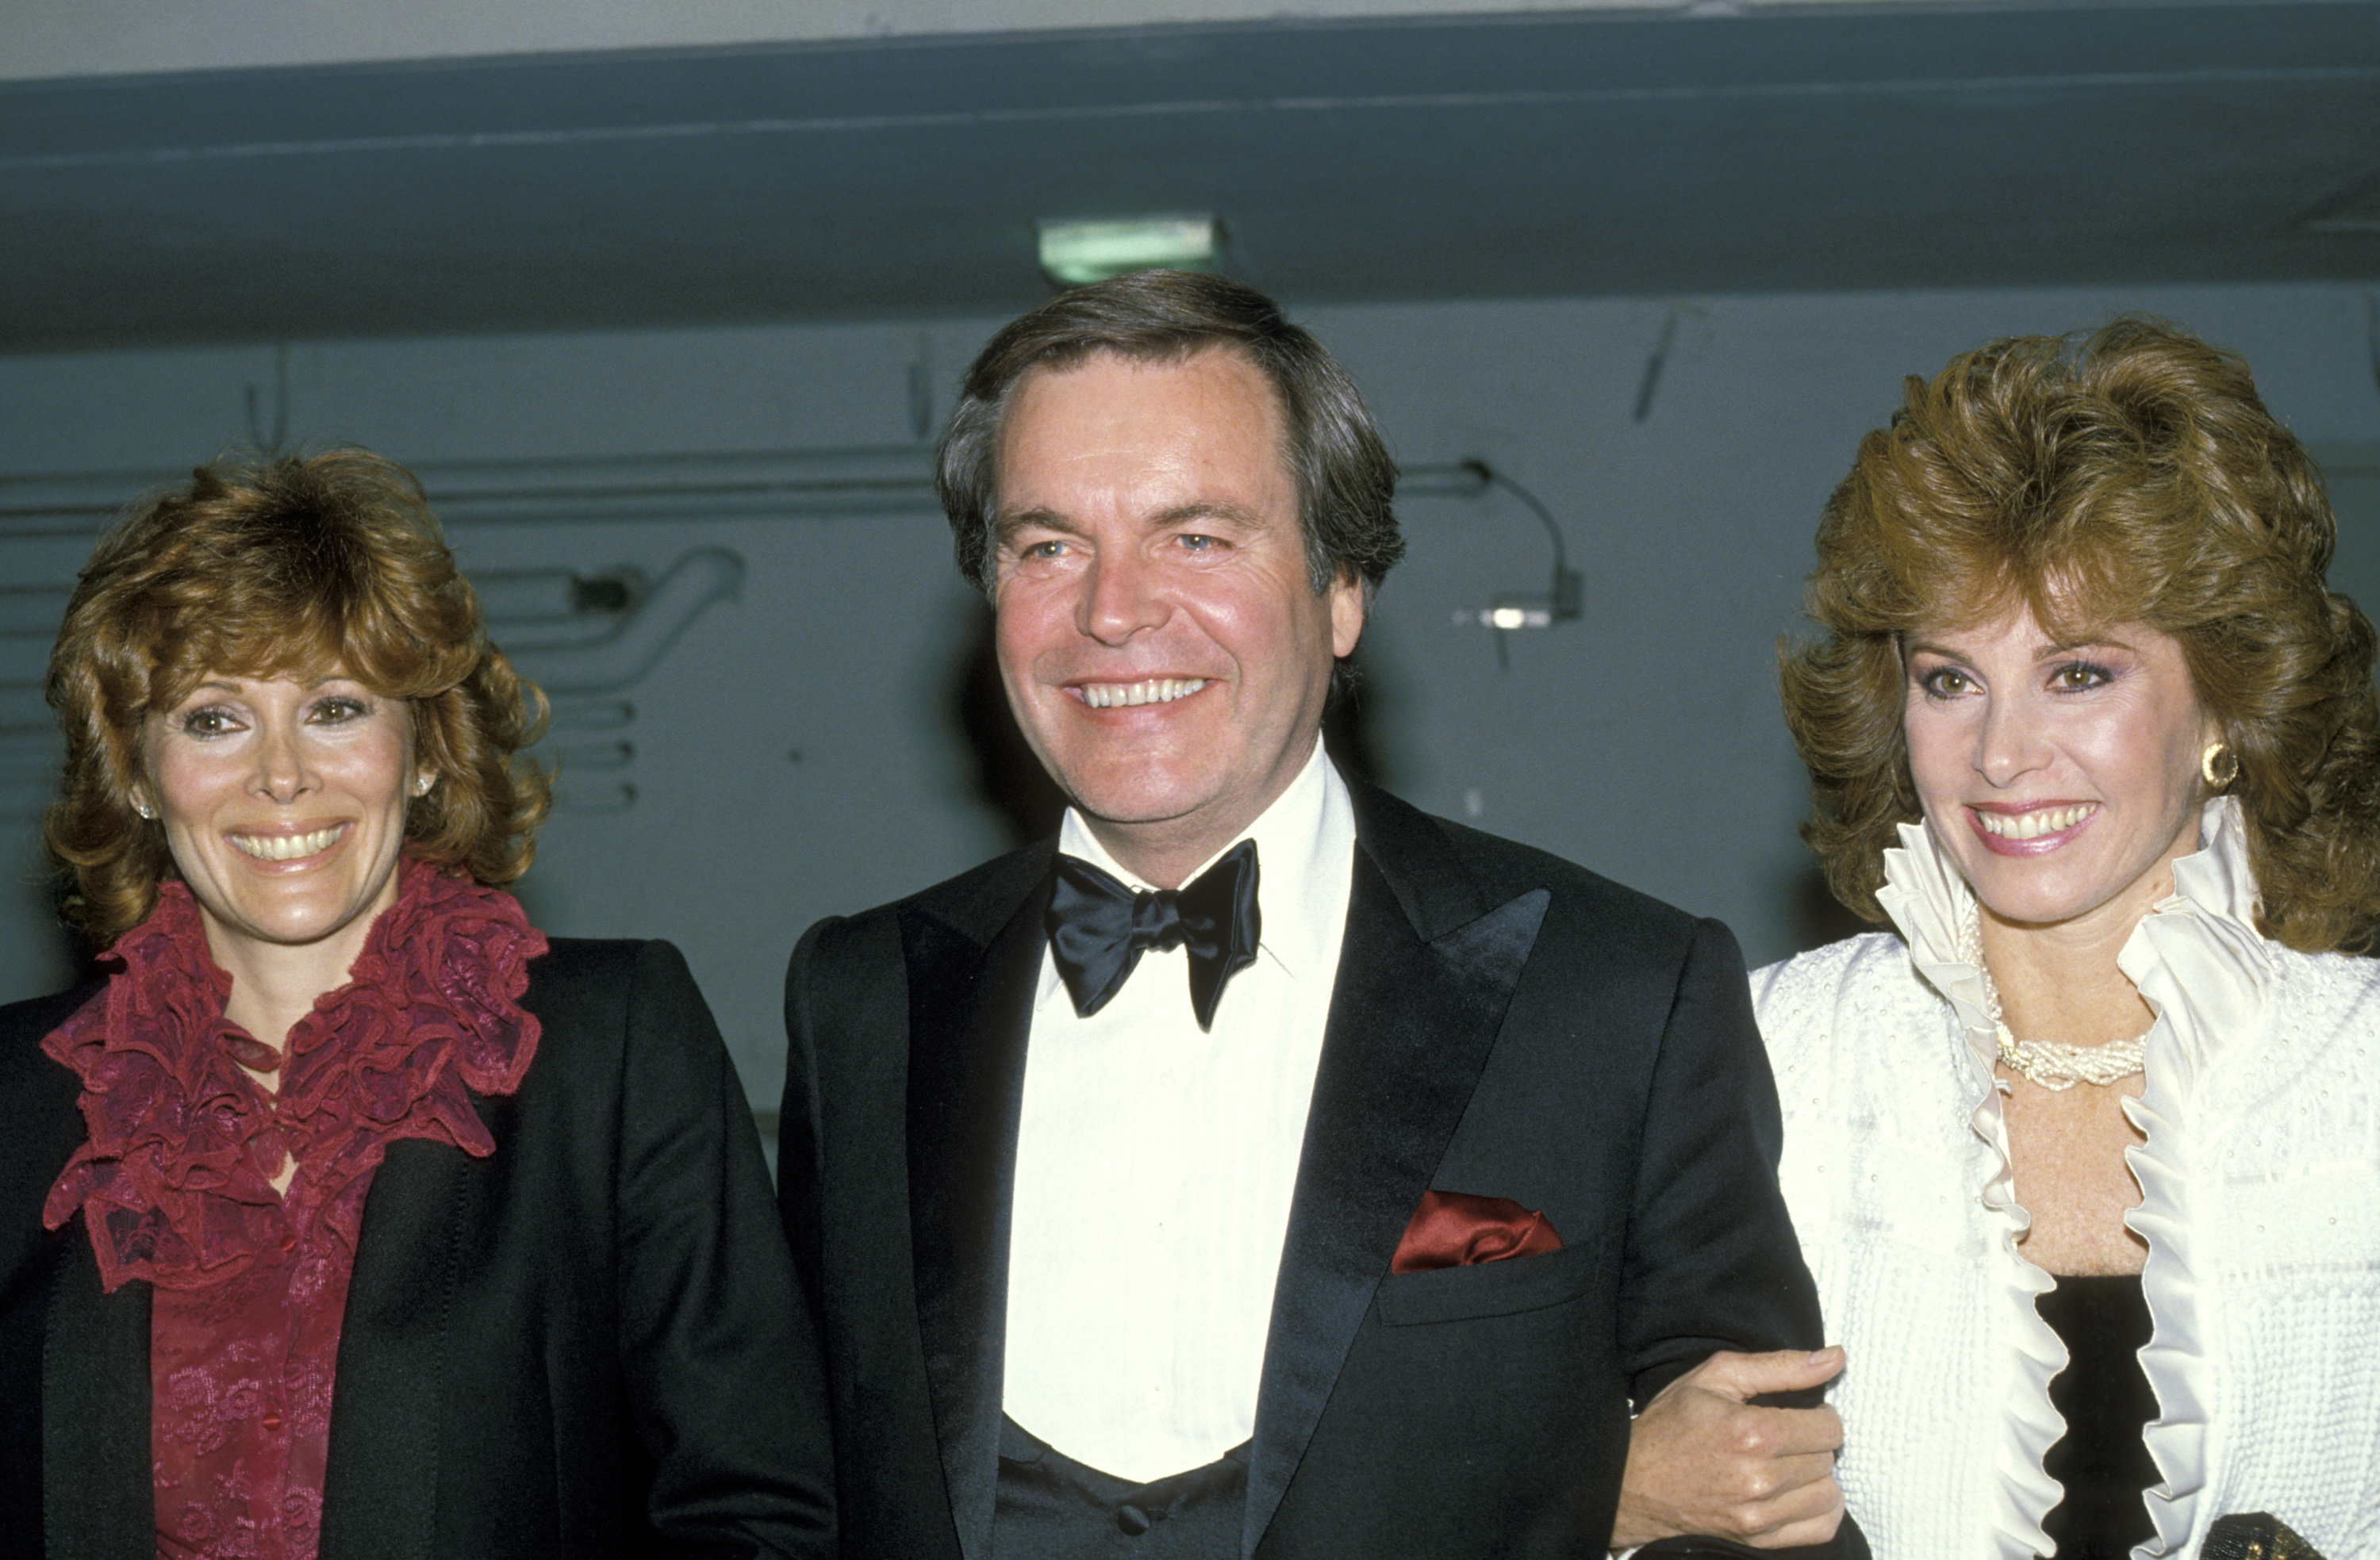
left=1968, top=874, right=2144, bottom=937
left=198, top=896, right=384, bottom=964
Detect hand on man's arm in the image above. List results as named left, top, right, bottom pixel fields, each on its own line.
left=1611, top=1348, right=1847, bottom=1551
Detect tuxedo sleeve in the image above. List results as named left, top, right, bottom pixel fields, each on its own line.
left=1615, top=918, right=1825, bottom=1406
left=612, top=940, right=837, bottom=1557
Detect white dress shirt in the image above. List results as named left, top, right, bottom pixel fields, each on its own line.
left=1001, top=740, right=1355, bottom=1482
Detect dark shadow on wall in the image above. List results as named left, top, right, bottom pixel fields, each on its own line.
left=950, top=603, right=1065, bottom=848
left=946, top=600, right=1403, bottom=849
left=1783, top=863, right=1883, bottom=959
left=1, top=852, right=100, bottom=1004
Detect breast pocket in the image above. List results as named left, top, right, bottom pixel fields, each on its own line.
left=1371, top=1235, right=1606, bottom=1327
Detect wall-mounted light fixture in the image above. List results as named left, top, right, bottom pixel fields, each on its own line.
left=1036, top=215, right=1222, bottom=286
left=1450, top=459, right=1584, bottom=672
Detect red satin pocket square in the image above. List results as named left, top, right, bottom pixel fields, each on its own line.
left=1390, top=1189, right=1563, bottom=1274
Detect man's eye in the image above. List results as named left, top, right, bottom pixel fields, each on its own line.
left=1022, top=539, right=1065, bottom=560
left=1178, top=534, right=1217, bottom=552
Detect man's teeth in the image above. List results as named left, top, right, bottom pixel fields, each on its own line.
left=1977, top=804, right=2095, bottom=841
left=1081, top=678, right=1207, bottom=710
left=231, top=826, right=344, bottom=860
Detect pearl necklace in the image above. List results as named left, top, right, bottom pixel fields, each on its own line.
left=1955, top=911, right=2148, bottom=1091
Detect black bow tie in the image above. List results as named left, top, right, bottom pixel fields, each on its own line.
left=1046, top=839, right=1261, bottom=1032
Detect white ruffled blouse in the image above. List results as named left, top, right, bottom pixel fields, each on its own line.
left=1752, top=798, right=2380, bottom=1558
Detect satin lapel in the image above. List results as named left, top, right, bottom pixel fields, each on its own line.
left=41, top=1235, right=152, bottom=1560
left=1242, top=803, right=1551, bottom=1558
left=904, top=875, right=1049, bottom=1560
left=316, top=1133, right=474, bottom=1560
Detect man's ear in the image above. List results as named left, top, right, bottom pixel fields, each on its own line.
left=1329, top=569, right=1366, bottom=660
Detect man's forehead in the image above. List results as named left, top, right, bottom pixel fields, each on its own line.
left=993, top=344, right=1293, bottom=498
left=1016, top=341, right=1274, bottom=407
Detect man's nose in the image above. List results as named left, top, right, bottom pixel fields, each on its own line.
left=1077, top=549, right=1166, bottom=644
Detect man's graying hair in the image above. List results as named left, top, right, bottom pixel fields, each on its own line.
left=935, top=269, right=1404, bottom=600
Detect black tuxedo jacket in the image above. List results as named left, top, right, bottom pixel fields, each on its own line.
left=0, top=938, right=835, bottom=1560
left=779, top=781, right=1849, bottom=1558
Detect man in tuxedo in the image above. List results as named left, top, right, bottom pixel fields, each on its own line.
left=778, top=270, right=1853, bottom=1558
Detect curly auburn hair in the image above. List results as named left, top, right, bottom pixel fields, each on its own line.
left=44, top=448, right=551, bottom=945
left=1779, top=316, right=2380, bottom=954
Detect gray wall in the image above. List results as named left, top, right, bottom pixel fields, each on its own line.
left=4, top=279, right=2377, bottom=1111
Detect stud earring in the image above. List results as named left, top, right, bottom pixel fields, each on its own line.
left=2201, top=741, right=2240, bottom=789
left=134, top=801, right=155, bottom=820
left=413, top=772, right=435, bottom=797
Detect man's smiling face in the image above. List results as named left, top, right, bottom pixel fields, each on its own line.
left=990, top=346, right=1363, bottom=885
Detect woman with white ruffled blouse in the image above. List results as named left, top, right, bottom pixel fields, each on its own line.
left=1746, top=320, right=2380, bottom=1558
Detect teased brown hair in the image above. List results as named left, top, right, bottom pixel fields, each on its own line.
left=45, top=449, right=550, bottom=945
left=1779, top=316, right=2380, bottom=953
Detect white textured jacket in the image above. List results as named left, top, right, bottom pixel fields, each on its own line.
left=1752, top=799, right=2380, bottom=1558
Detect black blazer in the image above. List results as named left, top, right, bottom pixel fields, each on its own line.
left=779, top=780, right=1849, bottom=1559
left=1, top=937, right=835, bottom=1560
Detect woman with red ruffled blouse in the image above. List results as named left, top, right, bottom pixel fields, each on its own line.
left=0, top=451, right=833, bottom=1559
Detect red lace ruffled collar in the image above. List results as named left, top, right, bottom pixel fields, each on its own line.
left=41, top=857, right=548, bottom=1293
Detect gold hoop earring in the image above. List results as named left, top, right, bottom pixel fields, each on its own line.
left=2201, top=741, right=2239, bottom=789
